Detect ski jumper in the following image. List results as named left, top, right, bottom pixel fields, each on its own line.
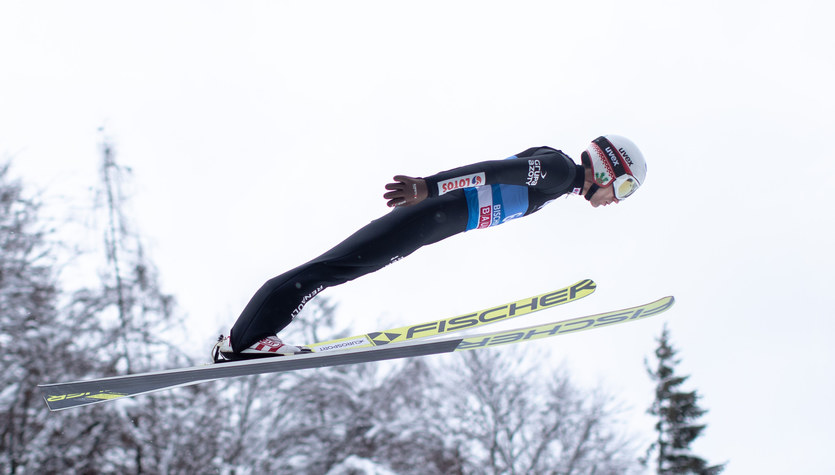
left=230, top=147, right=586, bottom=352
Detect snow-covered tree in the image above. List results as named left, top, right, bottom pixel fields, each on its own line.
left=212, top=297, right=465, bottom=474
left=0, top=163, right=94, bottom=473
left=81, top=136, right=188, bottom=373
left=0, top=137, right=219, bottom=474
left=440, top=350, right=642, bottom=475
left=63, top=135, right=211, bottom=472
left=646, top=324, right=725, bottom=474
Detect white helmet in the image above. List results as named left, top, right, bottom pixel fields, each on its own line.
left=581, top=135, right=647, bottom=200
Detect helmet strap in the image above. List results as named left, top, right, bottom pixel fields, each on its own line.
left=584, top=183, right=600, bottom=201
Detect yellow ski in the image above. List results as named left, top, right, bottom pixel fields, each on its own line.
left=307, top=279, right=596, bottom=352
left=39, top=293, right=673, bottom=411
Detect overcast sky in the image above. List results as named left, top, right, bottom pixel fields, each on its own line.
left=2, top=1, right=834, bottom=473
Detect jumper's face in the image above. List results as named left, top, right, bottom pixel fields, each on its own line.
left=587, top=185, right=618, bottom=208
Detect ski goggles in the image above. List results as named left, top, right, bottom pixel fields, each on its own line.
left=612, top=174, right=640, bottom=200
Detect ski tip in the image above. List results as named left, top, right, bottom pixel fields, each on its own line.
left=40, top=388, right=129, bottom=411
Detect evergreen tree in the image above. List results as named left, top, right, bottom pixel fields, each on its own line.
left=90, top=135, right=188, bottom=373
left=646, top=324, right=725, bottom=474
left=73, top=134, right=208, bottom=472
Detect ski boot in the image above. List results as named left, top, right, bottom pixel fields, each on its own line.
left=212, top=334, right=312, bottom=363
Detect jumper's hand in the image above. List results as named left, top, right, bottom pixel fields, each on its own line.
left=384, top=175, right=429, bottom=208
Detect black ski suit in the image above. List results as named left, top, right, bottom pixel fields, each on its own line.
left=230, top=146, right=586, bottom=352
